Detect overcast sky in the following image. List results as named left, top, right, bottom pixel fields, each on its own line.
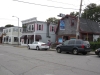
left=0, top=0, right=99, bottom=27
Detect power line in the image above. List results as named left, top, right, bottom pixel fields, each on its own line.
left=13, top=0, right=79, bottom=10
left=47, top=0, right=79, bottom=6
left=0, top=18, right=18, bottom=21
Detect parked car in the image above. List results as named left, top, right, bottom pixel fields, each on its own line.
left=95, top=48, right=100, bottom=57
left=56, top=39, right=91, bottom=55
left=27, top=42, right=49, bottom=50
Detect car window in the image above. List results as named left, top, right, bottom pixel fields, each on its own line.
left=32, top=42, right=38, bottom=44
left=76, top=40, right=82, bottom=44
left=83, top=41, right=90, bottom=44
left=68, top=40, right=75, bottom=44
left=63, top=40, right=69, bottom=45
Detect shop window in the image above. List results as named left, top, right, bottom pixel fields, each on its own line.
left=14, top=37, right=18, bottom=42
left=9, top=37, right=11, bottom=42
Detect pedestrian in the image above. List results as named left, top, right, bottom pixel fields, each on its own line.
left=47, top=40, right=51, bottom=49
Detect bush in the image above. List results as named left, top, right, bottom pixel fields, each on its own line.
left=90, top=42, right=100, bottom=51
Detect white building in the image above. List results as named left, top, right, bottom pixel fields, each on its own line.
left=3, top=27, right=23, bottom=44
left=21, top=17, right=56, bottom=46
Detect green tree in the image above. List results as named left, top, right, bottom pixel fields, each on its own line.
left=70, top=12, right=79, bottom=17
left=5, top=24, right=14, bottom=27
left=46, top=17, right=59, bottom=25
left=81, top=3, right=100, bottom=22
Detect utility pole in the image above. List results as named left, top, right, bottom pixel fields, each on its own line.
left=76, top=0, right=83, bottom=39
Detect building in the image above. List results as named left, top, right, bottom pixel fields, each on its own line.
left=55, top=15, right=100, bottom=43
left=21, top=17, right=56, bottom=46
left=3, top=27, right=23, bottom=44
left=0, top=27, right=6, bottom=44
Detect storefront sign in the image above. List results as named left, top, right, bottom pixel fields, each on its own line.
left=60, top=20, right=65, bottom=30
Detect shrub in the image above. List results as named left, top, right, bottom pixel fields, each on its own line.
left=90, top=42, right=100, bottom=51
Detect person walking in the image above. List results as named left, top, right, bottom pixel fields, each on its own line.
left=47, top=40, right=51, bottom=49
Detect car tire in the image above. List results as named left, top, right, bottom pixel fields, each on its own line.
left=36, top=46, right=40, bottom=50
left=28, top=45, right=30, bottom=50
left=73, top=49, right=78, bottom=55
left=82, top=52, right=87, bottom=55
left=98, top=52, right=100, bottom=57
left=57, top=48, right=62, bottom=53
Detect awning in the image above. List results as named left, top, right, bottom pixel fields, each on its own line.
left=27, top=35, right=42, bottom=39
left=20, top=35, right=27, bottom=39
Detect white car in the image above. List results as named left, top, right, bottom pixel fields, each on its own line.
left=27, top=42, right=49, bottom=50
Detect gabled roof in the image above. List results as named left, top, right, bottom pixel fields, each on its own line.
left=80, top=18, right=100, bottom=34
left=55, top=15, right=100, bottom=34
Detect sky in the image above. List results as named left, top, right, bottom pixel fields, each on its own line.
left=0, top=0, right=100, bottom=27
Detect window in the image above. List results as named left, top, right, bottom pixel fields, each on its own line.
left=52, top=26, right=54, bottom=31
left=76, top=40, right=82, bottom=44
left=28, top=25, right=31, bottom=31
left=9, top=29, right=11, bottom=32
left=14, top=37, right=18, bottom=42
left=68, top=40, right=75, bottom=44
left=4, top=37, right=6, bottom=42
left=9, top=37, right=11, bottom=42
left=39, top=25, right=41, bottom=30
left=32, top=25, right=34, bottom=30
left=63, top=40, right=69, bottom=45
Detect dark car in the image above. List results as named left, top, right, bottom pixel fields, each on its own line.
left=95, top=48, right=100, bottom=57
left=56, top=39, right=91, bottom=55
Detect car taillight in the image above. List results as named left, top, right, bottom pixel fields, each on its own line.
left=81, top=44, right=85, bottom=48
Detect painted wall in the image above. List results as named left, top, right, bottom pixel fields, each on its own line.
left=3, top=27, right=22, bottom=44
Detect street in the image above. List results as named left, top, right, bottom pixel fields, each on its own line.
left=0, top=45, right=100, bottom=75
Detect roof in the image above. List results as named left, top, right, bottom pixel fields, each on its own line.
left=0, top=27, right=5, bottom=31
left=55, top=15, right=100, bottom=34
left=80, top=18, right=100, bottom=34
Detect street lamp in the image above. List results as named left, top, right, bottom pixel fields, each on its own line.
left=12, top=16, right=19, bottom=46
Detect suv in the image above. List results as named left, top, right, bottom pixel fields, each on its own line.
left=56, top=39, right=91, bottom=55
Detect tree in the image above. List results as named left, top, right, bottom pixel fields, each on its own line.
left=70, top=12, right=79, bottom=17
left=81, top=3, right=100, bottom=22
left=5, top=24, right=14, bottom=27
left=46, top=17, right=59, bottom=25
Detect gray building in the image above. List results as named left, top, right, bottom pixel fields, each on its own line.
left=21, top=17, right=56, bottom=46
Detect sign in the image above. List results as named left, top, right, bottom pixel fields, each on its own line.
left=58, top=38, right=63, bottom=43
left=60, top=20, right=65, bottom=30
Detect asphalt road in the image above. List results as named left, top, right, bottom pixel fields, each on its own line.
left=0, top=45, right=100, bottom=75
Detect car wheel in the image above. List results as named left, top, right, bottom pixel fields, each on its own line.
left=28, top=45, right=30, bottom=50
left=98, top=52, right=100, bottom=57
left=73, top=49, right=78, bottom=55
left=82, top=52, right=87, bottom=55
left=57, top=48, right=62, bottom=53
left=36, top=46, right=40, bottom=50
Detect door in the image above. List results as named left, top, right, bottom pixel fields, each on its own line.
left=67, top=40, right=75, bottom=52
left=61, top=40, right=69, bottom=51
